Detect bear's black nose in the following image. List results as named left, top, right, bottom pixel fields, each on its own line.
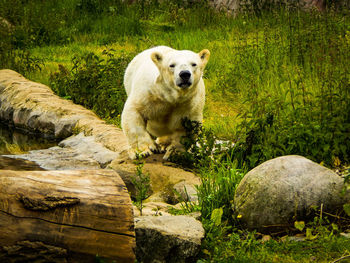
left=179, top=70, right=191, bottom=82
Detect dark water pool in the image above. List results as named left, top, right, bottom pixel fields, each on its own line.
left=0, top=122, right=56, bottom=170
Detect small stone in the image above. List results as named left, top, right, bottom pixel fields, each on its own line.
left=261, top=235, right=271, bottom=243
left=173, top=181, right=198, bottom=202
left=134, top=202, right=173, bottom=217
left=288, top=235, right=306, bottom=242
left=280, top=235, right=306, bottom=242
left=340, top=232, right=350, bottom=239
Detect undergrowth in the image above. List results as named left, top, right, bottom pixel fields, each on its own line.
left=49, top=49, right=134, bottom=121
left=1, top=1, right=350, bottom=262
left=170, top=118, right=350, bottom=262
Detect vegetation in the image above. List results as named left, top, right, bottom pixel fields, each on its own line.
left=50, top=49, right=133, bottom=122
left=132, top=161, right=151, bottom=216
left=1, top=0, right=349, bottom=262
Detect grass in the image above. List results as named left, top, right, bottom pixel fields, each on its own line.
left=199, top=232, right=350, bottom=262
left=1, top=0, right=350, bottom=262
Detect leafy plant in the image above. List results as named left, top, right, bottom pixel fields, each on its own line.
left=0, top=24, right=43, bottom=75
left=169, top=118, right=234, bottom=170
left=50, top=49, right=134, bottom=121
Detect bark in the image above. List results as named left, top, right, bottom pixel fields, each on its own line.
left=0, top=169, right=135, bottom=263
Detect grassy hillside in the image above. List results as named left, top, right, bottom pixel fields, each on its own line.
left=1, top=1, right=350, bottom=262
left=1, top=0, right=349, bottom=168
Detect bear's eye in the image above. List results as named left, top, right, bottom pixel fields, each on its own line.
left=191, top=63, right=197, bottom=67
left=169, top=64, right=175, bottom=68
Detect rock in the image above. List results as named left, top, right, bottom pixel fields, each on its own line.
left=261, top=235, right=272, bottom=243
left=109, top=154, right=200, bottom=203
left=0, top=70, right=128, bottom=153
left=173, top=181, right=198, bottom=202
left=135, top=215, right=204, bottom=263
left=0, top=17, right=14, bottom=32
left=133, top=202, right=173, bottom=217
left=6, top=146, right=101, bottom=170
left=211, top=0, right=327, bottom=14
left=288, top=235, right=307, bottom=242
left=211, top=0, right=240, bottom=14
left=5, top=132, right=119, bottom=170
left=58, top=133, right=118, bottom=167
left=144, top=192, right=167, bottom=203
left=234, top=155, right=350, bottom=232
left=340, top=232, right=350, bottom=239
left=188, top=211, right=201, bottom=220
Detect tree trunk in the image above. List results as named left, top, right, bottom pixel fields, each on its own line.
left=0, top=169, right=135, bottom=263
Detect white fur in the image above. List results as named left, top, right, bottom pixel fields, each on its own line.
left=121, top=46, right=210, bottom=160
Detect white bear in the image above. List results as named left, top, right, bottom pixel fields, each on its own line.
left=121, top=46, right=210, bottom=160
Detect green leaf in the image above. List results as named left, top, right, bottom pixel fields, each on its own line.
left=331, top=223, right=339, bottom=232
left=294, top=221, right=305, bottom=231
left=343, top=203, right=350, bottom=217
left=211, top=208, right=223, bottom=226
left=306, top=228, right=318, bottom=240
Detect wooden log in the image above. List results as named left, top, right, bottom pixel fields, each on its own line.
left=0, top=169, right=135, bottom=263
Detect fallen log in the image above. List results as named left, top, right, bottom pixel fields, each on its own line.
left=0, top=169, right=135, bottom=262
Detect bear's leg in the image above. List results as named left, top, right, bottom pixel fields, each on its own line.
left=163, top=131, right=186, bottom=161
left=155, top=136, right=171, bottom=153
left=121, top=108, right=158, bottom=159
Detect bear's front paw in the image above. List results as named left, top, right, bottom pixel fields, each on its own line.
left=128, top=141, right=159, bottom=160
left=155, top=136, right=171, bottom=154
left=163, top=147, right=174, bottom=161
left=163, top=144, right=185, bottom=161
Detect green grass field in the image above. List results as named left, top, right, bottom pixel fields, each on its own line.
left=1, top=0, right=350, bottom=262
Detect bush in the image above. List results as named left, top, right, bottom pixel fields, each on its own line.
left=50, top=49, right=134, bottom=120
left=209, top=9, right=350, bottom=169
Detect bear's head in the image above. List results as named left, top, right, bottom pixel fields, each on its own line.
left=151, top=48, right=210, bottom=90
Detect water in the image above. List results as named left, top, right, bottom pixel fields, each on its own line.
left=0, top=122, right=57, bottom=170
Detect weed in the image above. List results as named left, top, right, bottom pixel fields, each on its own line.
left=131, top=161, right=151, bottom=216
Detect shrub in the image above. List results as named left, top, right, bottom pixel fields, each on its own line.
left=209, top=9, right=350, bottom=169
left=50, top=49, right=134, bottom=120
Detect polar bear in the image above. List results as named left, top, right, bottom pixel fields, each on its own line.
left=121, top=46, right=210, bottom=160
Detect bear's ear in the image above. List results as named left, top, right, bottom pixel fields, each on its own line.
left=151, top=52, right=163, bottom=69
left=198, top=49, right=210, bottom=68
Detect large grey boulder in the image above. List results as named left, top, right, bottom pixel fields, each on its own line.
left=135, top=215, right=204, bottom=263
left=234, top=155, right=350, bottom=232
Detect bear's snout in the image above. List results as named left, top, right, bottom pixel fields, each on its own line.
left=177, top=70, right=192, bottom=88
left=179, top=70, right=191, bottom=82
